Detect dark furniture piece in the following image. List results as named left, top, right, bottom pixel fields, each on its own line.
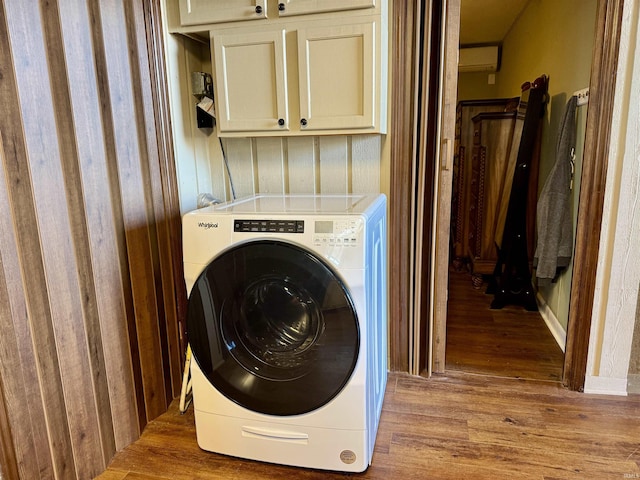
left=489, top=75, right=549, bottom=311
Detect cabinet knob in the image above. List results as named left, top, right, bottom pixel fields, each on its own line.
left=300, top=118, right=307, bottom=127
left=278, top=118, right=285, bottom=127
left=255, top=5, right=263, bottom=14
left=278, top=3, right=285, bottom=11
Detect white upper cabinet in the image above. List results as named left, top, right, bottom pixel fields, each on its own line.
left=277, top=0, right=375, bottom=17
left=179, top=0, right=267, bottom=26
left=213, top=30, right=289, bottom=133
left=297, top=22, right=375, bottom=131
left=212, top=17, right=384, bottom=137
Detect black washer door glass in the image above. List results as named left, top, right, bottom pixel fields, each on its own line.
left=187, top=240, right=360, bottom=416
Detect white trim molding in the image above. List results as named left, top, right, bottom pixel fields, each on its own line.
left=536, top=293, right=567, bottom=353
left=585, top=0, right=640, bottom=397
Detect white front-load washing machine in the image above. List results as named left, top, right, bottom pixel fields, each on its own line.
left=182, top=194, right=387, bottom=472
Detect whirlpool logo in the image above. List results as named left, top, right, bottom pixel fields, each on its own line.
left=198, top=222, right=218, bottom=230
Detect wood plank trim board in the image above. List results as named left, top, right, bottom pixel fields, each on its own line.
left=430, top=0, right=460, bottom=375
left=387, top=0, right=420, bottom=372
left=143, top=0, right=189, bottom=397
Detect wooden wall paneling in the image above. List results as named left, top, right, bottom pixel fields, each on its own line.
left=144, top=0, right=189, bottom=397
left=225, top=138, right=257, bottom=198
left=58, top=0, right=141, bottom=453
left=413, top=0, right=437, bottom=375
left=128, top=0, right=184, bottom=402
left=431, top=0, right=460, bottom=374
left=87, top=0, right=148, bottom=436
left=46, top=0, right=122, bottom=467
left=318, top=136, right=349, bottom=193
left=0, top=139, right=43, bottom=480
left=286, top=137, right=318, bottom=193
left=0, top=369, right=19, bottom=480
left=388, top=0, right=420, bottom=371
left=352, top=135, right=382, bottom=193
left=1, top=0, right=185, bottom=477
left=99, top=0, right=169, bottom=423
left=4, top=1, right=105, bottom=477
left=256, top=137, right=287, bottom=193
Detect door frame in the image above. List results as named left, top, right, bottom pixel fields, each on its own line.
left=388, top=0, right=624, bottom=390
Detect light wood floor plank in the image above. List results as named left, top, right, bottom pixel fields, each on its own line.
left=445, top=269, right=565, bottom=381
left=97, top=372, right=640, bottom=479
left=96, top=271, right=639, bottom=479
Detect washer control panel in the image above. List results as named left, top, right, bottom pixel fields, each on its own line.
left=234, top=219, right=304, bottom=233
left=232, top=218, right=363, bottom=247
left=313, top=219, right=362, bottom=247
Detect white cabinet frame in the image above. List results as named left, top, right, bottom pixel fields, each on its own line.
left=179, top=0, right=267, bottom=26
left=297, top=21, right=376, bottom=131
left=213, top=30, right=289, bottom=133
left=278, top=0, right=374, bottom=17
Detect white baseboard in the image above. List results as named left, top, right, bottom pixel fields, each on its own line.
left=584, top=375, right=628, bottom=396
left=536, top=293, right=567, bottom=353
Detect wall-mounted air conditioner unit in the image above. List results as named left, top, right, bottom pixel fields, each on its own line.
left=458, top=46, right=500, bottom=73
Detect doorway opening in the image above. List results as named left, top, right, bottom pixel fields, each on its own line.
left=389, top=0, right=621, bottom=391
left=443, top=0, right=599, bottom=382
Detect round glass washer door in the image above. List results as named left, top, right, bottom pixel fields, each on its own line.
left=187, top=240, right=360, bottom=416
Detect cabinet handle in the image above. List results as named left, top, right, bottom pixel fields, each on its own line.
left=278, top=118, right=285, bottom=127
left=300, top=118, right=307, bottom=127
left=278, top=3, right=285, bottom=11
left=255, top=5, right=263, bottom=14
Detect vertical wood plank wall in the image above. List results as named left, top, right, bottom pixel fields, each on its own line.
left=176, top=133, right=383, bottom=213
left=0, top=0, right=182, bottom=478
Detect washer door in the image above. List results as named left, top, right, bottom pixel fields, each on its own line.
left=187, top=240, right=360, bottom=416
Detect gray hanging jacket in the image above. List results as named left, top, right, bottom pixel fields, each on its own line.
left=533, top=95, right=577, bottom=286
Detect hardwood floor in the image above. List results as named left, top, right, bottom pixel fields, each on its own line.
left=445, top=269, right=565, bottom=382
left=96, top=271, right=636, bottom=479
left=96, top=372, right=640, bottom=479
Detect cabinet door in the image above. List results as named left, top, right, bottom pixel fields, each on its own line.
left=297, top=21, right=375, bottom=131
left=278, top=0, right=374, bottom=17
left=179, top=0, right=267, bottom=26
left=213, top=30, right=289, bottom=133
